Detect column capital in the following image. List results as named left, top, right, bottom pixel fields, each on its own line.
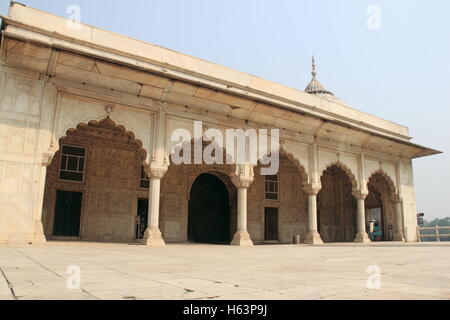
left=145, top=164, right=168, bottom=179
left=41, top=152, right=54, bottom=167
left=232, top=163, right=254, bottom=189
left=233, top=176, right=254, bottom=189
left=352, top=189, right=368, bottom=200
left=303, top=183, right=321, bottom=195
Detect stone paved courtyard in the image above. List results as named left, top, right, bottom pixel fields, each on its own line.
left=0, top=242, right=449, bottom=300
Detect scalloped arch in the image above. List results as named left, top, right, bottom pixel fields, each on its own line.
left=367, top=169, right=397, bottom=199
left=255, top=147, right=309, bottom=183
left=169, top=137, right=237, bottom=170
left=279, top=147, right=309, bottom=183
left=321, top=161, right=358, bottom=190
left=58, top=116, right=148, bottom=162
left=187, top=169, right=237, bottom=202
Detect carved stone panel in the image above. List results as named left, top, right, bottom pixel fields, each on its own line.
left=43, top=117, right=148, bottom=242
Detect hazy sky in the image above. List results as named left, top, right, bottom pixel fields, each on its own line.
left=1, top=0, right=448, bottom=220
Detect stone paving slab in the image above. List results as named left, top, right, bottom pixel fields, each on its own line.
left=0, top=242, right=449, bottom=300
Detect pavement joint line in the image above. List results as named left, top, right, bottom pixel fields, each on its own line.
left=77, top=253, right=260, bottom=292
left=2, top=243, right=449, bottom=299
left=0, top=267, right=17, bottom=300
left=15, top=249, right=62, bottom=278
left=80, top=287, right=100, bottom=300
left=71, top=255, right=208, bottom=295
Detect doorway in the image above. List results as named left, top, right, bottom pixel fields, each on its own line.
left=53, top=190, right=82, bottom=237
left=188, top=173, right=230, bottom=243
left=136, top=198, right=149, bottom=239
left=264, top=207, right=279, bottom=241
left=366, top=207, right=385, bottom=241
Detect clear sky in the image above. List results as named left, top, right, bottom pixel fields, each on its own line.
left=1, top=0, right=448, bottom=220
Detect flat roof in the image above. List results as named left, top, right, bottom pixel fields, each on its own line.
left=0, top=2, right=442, bottom=157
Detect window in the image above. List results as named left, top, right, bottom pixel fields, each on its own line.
left=139, top=165, right=150, bottom=189
left=59, top=145, right=86, bottom=182
left=264, top=175, right=278, bottom=200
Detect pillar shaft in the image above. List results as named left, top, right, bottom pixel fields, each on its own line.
left=354, top=197, right=371, bottom=243
left=141, top=172, right=166, bottom=246
left=30, top=159, right=49, bottom=244
left=231, top=186, right=253, bottom=246
left=149, top=177, right=161, bottom=228
left=303, top=188, right=323, bottom=245
left=394, top=201, right=406, bottom=241
left=308, top=194, right=318, bottom=232
left=237, top=187, right=247, bottom=232
left=356, top=199, right=365, bottom=233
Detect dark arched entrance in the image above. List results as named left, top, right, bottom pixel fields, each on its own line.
left=365, top=185, right=385, bottom=241
left=318, top=165, right=357, bottom=242
left=366, top=172, right=397, bottom=241
left=188, top=173, right=230, bottom=243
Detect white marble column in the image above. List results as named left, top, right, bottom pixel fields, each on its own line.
left=231, top=166, right=254, bottom=246
left=303, top=185, right=323, bottom=245
left=353, top=191, right=371, bottom=243
left=30, top=82, right=58, bottom=245
left=141, top=167, right=166, bottom=246
left=394, top=199, right=406, bottom=241
left=30, top=153, right=53, bottom=244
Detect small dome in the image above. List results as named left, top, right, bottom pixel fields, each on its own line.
left=305, top=56, right=334, bottom=96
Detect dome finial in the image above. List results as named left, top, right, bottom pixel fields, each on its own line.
left=305, top=55, right=334, bottom=96
left=311, top=55, right=317, bottom=79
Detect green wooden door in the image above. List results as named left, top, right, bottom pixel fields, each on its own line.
left=53, top=190, right=82, bottom=237
left=136, top=198, right=148, bottom=239
left=188, top=173, right=230, bottom=243
left=265, top=207, right=278, bottom=241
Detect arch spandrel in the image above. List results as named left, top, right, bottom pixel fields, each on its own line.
left=167, top=138, right=239, bottom=190
left=57, top=116, right=148, bottom=163
left=367, top=170, right=398, bottom=201
left=53, top=97, right=152, bottom=163
left=280, top=142, right=310, bottom=183
left=166, top=123, right=239, bottom=167
left=365, top=160, right=398, bottom=194
left=320, top=161, right=359, bottom=191
left=318, top=151, right=359, bottom=186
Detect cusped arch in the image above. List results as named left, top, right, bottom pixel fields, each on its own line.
left=279, top=148, right=309, bottom=183
left=367, top=169, right=398, bottom=201
left=255, top=147, right=309, bottom=183
left=53, top=105, right=152, bottom=163
left=321, top=161, right=359, bottom=190
left=168, top=137, right=238, bottom=198
left=59, top=116, right=148, bottom=162
left=169, top=137, right=238, bottom=172
left=187, top=169, right=237, bottom=203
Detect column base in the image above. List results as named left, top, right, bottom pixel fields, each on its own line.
left=303, top=231, right=323, bottom=245
left=231, top=231, right=253, bottom=246
left=140, top=227, right=165, bottom=247
left=32, top=234, right=47, bottom=245
left=354, top=232, right=371, bottom=243
left=394, top=232, right=406, bottom=242
left=32, top=221, right=46, bottom=244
